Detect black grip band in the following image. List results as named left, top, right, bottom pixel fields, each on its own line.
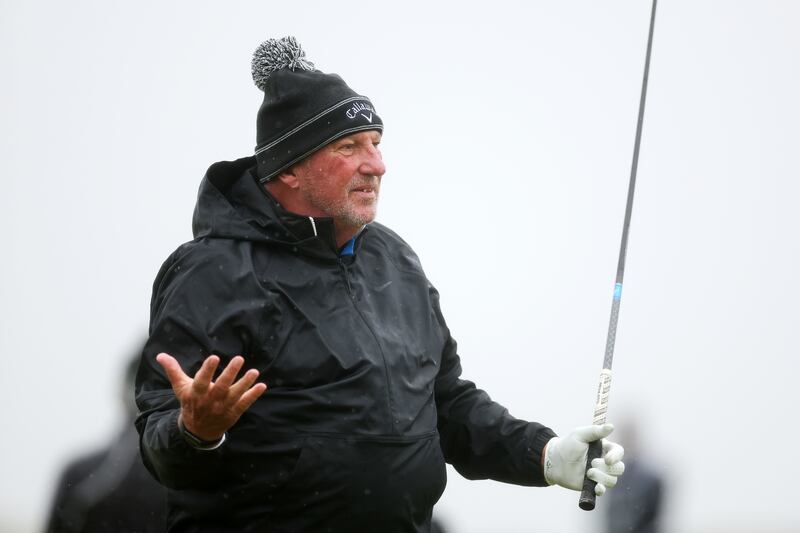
left=578, top=439, right=603, bottom=511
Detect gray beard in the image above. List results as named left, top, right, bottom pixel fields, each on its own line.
left=301, top=188, right=378, bottom=228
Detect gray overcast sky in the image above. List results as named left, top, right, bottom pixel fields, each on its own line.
left=2, top=1, right=798, bottom=532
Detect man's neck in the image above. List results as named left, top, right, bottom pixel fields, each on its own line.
left=333, top=224, right=363, bottom=249
left=265, top=181, right=360, bottom=249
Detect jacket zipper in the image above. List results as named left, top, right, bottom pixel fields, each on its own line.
left=338, top=259, right=399, bottom=433
left=338, top=259, right=355, bottom=301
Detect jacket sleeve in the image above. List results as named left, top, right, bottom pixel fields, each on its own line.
left=134, top=246, right=264, bottom=490
left=431, top=285, right=557, bottom=487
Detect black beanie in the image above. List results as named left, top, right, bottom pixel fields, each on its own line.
left=251, top=37, right=383, bottom=183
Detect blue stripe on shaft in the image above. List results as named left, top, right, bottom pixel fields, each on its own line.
left=613, top=283, right=623, bottom=301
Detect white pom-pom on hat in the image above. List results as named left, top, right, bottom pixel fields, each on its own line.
left=251, top=36, right=315, bottom=91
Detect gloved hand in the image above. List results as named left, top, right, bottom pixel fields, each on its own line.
left=543, top=423, right=625, bottom=496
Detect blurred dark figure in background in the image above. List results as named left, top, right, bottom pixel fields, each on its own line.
left=430, top=517, right=449, bottom=533
left=604, top=419, right=664, bottom=533
left=44, top=351, right=167, bottom=533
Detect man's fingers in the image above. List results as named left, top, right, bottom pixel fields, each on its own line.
left=228, top=368, right=261, bottom=399
left=231, top=382, right=268, bottom=417
left=571, top=423, right=615, bottom=444
left=587, top=467, right=618, bottom=489
left=214, top=355, right=244, bottom=390
left=592, top=457, right=625, bottom=477
left=594, top=482, right=607, bottom=497
left=602, top=438, right=625, bottom=465
left=206, top=356, right=243, bottom=401
left=156, top=353, right=190, bottom=391
left=192, top=355, right=220, bottom=394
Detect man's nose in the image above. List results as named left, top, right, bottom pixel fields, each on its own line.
left=359, top=144, right=386, bottom=177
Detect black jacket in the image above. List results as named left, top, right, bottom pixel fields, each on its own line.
left=135, top=157, right=556, bottom=532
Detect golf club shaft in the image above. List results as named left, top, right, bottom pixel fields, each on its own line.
left=578, top=0, right=658, bottom=511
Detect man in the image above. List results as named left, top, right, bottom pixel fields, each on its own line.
left=135, top=36, right=625, bottom=533
left=47, top=351, right=166, bottom=533
left=605, top=420, right=664, bottom=533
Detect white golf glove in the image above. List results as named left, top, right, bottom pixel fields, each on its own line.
left=543, top=423, right=625, bottom=496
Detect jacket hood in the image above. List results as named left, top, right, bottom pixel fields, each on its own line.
left=192, top=156, right=345, bottom=260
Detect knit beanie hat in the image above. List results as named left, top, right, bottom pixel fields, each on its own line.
left=251, top=37, right=383, bottom=183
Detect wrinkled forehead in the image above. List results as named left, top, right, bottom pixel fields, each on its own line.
left=294, top=129, right=382, bottom=171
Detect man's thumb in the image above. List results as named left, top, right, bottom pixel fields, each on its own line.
left=571, top=423, right=614, bottom=443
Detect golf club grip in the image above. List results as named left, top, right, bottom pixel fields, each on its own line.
left=578, top=439, right=603, bottom=510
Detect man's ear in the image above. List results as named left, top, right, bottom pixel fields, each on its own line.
left=276, top=166, right=301, bottom=189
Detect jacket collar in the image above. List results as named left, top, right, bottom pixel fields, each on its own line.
left=260, top=189, right=342, bottom=258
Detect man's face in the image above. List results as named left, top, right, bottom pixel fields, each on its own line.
left=291, top=130, right=385, bottom=230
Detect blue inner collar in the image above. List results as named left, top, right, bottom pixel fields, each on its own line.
left=339, top=236, right=356, bottom=256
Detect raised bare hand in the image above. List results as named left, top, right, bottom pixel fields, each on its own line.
left=156, top=352, right=267, bottom=441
